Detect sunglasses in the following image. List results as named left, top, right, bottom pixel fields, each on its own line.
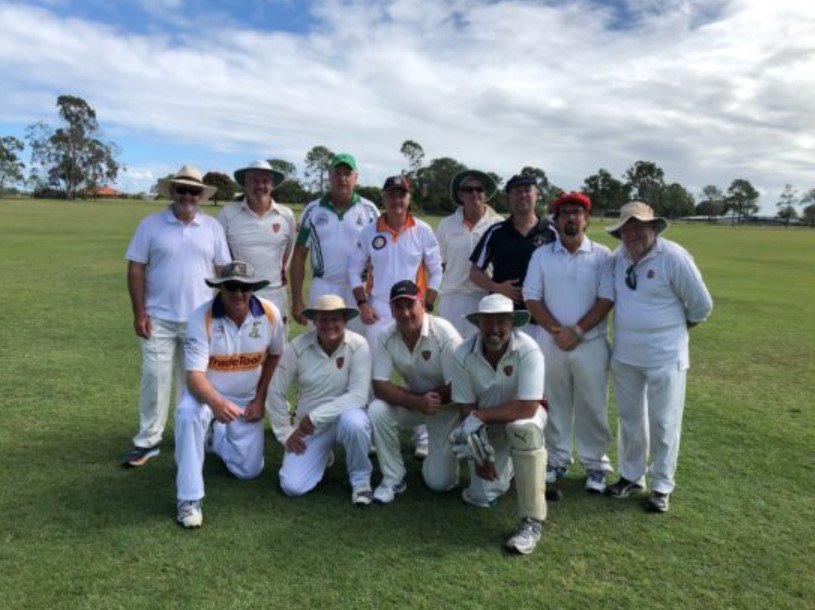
left=174, top=185, right=203, bottom=196
left=625, top=264, right=637, bottom=290
left=223, top=282, right=254, bottom=293
left=459, top=186, right=486, bottom=194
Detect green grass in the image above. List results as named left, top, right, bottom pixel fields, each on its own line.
left=1, top=199, right=813, bottom=609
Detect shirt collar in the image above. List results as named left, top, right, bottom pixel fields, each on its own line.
left=376, top=213, right=416, bottom=238
left=319, top=193, right=361, bottom=219
left=164, top=206, right=201, bottom=226
left=553, top=235, right=592, bottom=254
left=211, top=295, right=263, bottom=319
left=240, top=198, right=279, bottom=217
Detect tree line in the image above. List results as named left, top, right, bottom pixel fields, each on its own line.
left=2, top=94, right=814, bottom=227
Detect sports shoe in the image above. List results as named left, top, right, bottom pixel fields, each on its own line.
left=122, top=445, right=160, bottom=468
left=545, top=465, right=567, bottom=485
left=351, top=485, right=374, bottom=506
left=373, top=479, right=407, bottom=504
left=505, top=517, right=543, bottom=555
left=605, top=477, right=644, bottom=498
left=585, top=470, right=607, bottom=493
left=647, top=491, right=670, bottom=513
left=413, top=439, right=429, bottom=460
left=176, top=500, right=203, bottom=528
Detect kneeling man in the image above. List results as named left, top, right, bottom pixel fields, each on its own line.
left=267, top=295, right=374, bottom=505
left=451, top=294, right=548, bottom=554
left=175, top=261, right=285, bottom=528
left=369, top=280, right=463, bottom=503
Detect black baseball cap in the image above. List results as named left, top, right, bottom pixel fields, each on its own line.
left=382, top=175, right=411, bottom=192
left=505, top=173, right=538, bottom=193
left=389, top=280, right=421, bottom=302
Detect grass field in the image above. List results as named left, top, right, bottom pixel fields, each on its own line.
left=1, top=198, right=813, bottom=609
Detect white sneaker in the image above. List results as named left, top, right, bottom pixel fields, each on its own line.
left=585, top=470, right=607, bottom=493
left=505, top=517, right=542, bottom=555
left=373, top=479, right=407, bottom=504
left=351, top=485, right=374, bottom=506
left=176, top=500, right=203, bottom=528
left=413, top=440, right=429, bottom=460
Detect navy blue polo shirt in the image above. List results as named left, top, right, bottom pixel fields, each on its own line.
left=470, top=216, right=557, bottom=311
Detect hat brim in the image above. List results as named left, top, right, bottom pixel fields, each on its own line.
left=465, top=310, right=530, bottom=327
left=450, top=170, right=498, bottom=206
left=606, top=216, right=668, bottom=239
left=205, top=278, right=271, bottom=291
left=234, top=168, right=286, bottom=189
left=302, top=307, right=360, bottom=321
left=158, top=178, right=218, bottom=201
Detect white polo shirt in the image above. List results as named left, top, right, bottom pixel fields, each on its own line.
left=267, top=329, right=371, bottom=443
left=373, top=314, right=462, bottom=393
left=522, top=236, right=614, bottom=342
left=348, top=215, right=442, bottom=303
left=451, top=330, right=544, bottom=408
left=125, top=207, right=231, bottom=322
left=612, top=237, right=713, bottom=369
left=217, top=199, right=296, bottom=297
left=184, top=295, right=285, bottom=406
left=296, top=195, right=379, bottom=285
left=435, top=205, right=502, bottom=295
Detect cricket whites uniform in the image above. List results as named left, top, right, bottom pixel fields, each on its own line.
left=611, top=237, right=713, bottom=494
left=267, top=330, right=372, bottom=496
left=435, top=206, right=502, bottom=338
left=125, top=207, right=231, bottom=448
left=523, top=237, right=614, bottom=474
left=451, top=330, right=548, bottom=521
left=218, top=200, right=296, bottom=321
left=348, top=214, right=443, bottom=346
left=297, top=195, right=379, bottom=334
left=369, top=315, right=463, bottom=491
left=175, top=296, right=285, bottom=502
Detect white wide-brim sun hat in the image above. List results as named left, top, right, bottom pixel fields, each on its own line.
left=302, top=294, right=360, bottom=321
left=465, top=293, right=530, bottom=327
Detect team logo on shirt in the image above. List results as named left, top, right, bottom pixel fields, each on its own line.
left=372, top=235, right=387, bottom=250
left=356, top=216, right=364, bottom=225
left=532, top=234, right=546, bottom=247
left=646, top=269, right=656, bottom=279
left=248, top=321, right=261, bottom=338
left=272, top=223, right=281, bottom=233
left=503, top=365, right=514, bottom=377
left=421, top=350, right=431, bottom=361
left=336, top=357, right=345, bottom=369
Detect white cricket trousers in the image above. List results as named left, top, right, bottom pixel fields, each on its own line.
left=308, top=278, right=364, bottom=335
left=538, top=335, right=612, bottom=473
left=134, top=317, right=186, bottom=448
left=279, top=407, right=372, bottom=496
left=368, top=399, right=461, bottom=491
left=611, top=358, right=688, bottom=494
left=174, top=391, right=265, bottom=502
left=438, top=292, right=483, bottom=339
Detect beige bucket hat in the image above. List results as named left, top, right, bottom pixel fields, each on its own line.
left=606, top=201, right=668, bottom=239
left=158, top=165, right=217, bottom=201
left=465, top=293, right=530, bottom=327
left=302, top=294, right=359, bottom=321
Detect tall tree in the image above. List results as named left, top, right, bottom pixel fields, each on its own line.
left=266, top=158, right=297, bottom=180
left=400, top=140, right=425, bottom=174
left=25, top=95, right=120, bottom=200
left=304, top=145, right=335, bottom=193
left=0, top=136, right=25, bottom=195
left=582, top=168, right=630, bottom=214
left=203, top=171, right=236, bottom=206
left=624, top=160, right=665, bottom=207
left=661, top=183, right=695, bottom=218
left=775, top=184, right=798, bottom=227
left=413, top=157, right=467, bottom=213
left=726, top=178, right=760, bottom=224
left=800, top=188, right=815, bottom=227
left=696, top=185, right=725, bottom=218
left=518, top=166, right=564, bottom=204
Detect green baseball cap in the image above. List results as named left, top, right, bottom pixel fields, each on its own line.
left=330, top=153, right=357, bottom=171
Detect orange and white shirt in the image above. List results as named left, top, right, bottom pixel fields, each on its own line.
left=184, top=295, right=285, bottom=406
left=347, top=215, right=442, bottom=303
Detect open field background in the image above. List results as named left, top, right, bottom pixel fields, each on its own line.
left=1, top=199, right=813, bottom=609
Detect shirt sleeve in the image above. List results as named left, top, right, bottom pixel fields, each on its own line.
left=347, top=227, right=370, bottom=291
left=451, top=350, right=476, bottom=405
left=470, top=222, right=497, bottom=269
left=267, top=343, right=297, bottom=444
left=516, top=344, right=545, bottom=401
left=597, top=249, right=615, bottom=302
left=522, top=248, right=545, bottom=302
left=667, top=247, right=713, bottom=324
left=439, top=323, right=463, bottom=384
left=308, top=340, right=372, bottom=428
left=267, top=313, right=286, bottom=357
left=183, top=306, right=210, bottom=372
left=435, top=220, right=448, bottom=267
left=212, top=221, right=232, bottom=266
left=124, top=218, right=151, bottom=263
left=422, top=225, right=443, bottom=291
left=295, top=204, right=314, bottom=247
left=371, top=331, right=394, bottom=382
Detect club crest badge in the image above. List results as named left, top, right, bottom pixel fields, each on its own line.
left=372, top=235, right=387, bottom=250
left=336, top=357, right=345, bottom=369
left=646, top=269, right=656, bottom=279
left=248, top=321, right=261, bottom=338
left=504, top=365, right=513, bottom=377
left=532, top=234, right=545, bottom=247
left=421, top=350, right=431, bottom=361
left=272, top=223, right=281, bottom=233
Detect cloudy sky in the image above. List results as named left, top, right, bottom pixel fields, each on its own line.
left=1, top=0, right=813, bottom=212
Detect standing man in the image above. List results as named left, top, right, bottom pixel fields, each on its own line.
left=348, top=175, right=442, bottom=347
left=174, top=261, right=285, bottom=528
left=368, top=280, right=463, bottom=503
left=469, top=172, right=556, bottom=341
left=605, top=202, right=713, bottom=512
left=218, top=160, right=296, bottom=322
left=290, top=153, right=379, bottom=333
left=435, top=169, right=502, bottom=338
left=123, top=165, right=231, bottom=467
left=451, top=294, right=548, bottom=555
left=523, top=192, right=614, bottom=494
left=267, top=295, right=374, bottom=505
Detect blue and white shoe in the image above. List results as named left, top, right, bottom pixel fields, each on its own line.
left=585, top=470, right=607, bottom=493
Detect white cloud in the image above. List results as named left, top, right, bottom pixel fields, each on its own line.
left=0, top=0, right=813, bottom=209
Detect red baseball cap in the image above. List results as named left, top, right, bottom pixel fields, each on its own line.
left=550, top=191, right=592, bottom=215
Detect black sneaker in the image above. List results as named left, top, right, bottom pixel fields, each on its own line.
left=647, top=491, right=670, bottom=513
left=605, top=477, right=644, bottom=498
left=122, top=445, right=160, bottom=468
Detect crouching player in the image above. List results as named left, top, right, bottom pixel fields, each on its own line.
left=450, top=294, right=548, bottom=554
left=174, top=261, right=285, bottom=528
left=368, top=280, right=463, bottom=503
left=266, top=295, right=374, bottom=505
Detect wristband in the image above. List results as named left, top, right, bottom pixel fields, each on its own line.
left=356, top=298, right=368, bottom=306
